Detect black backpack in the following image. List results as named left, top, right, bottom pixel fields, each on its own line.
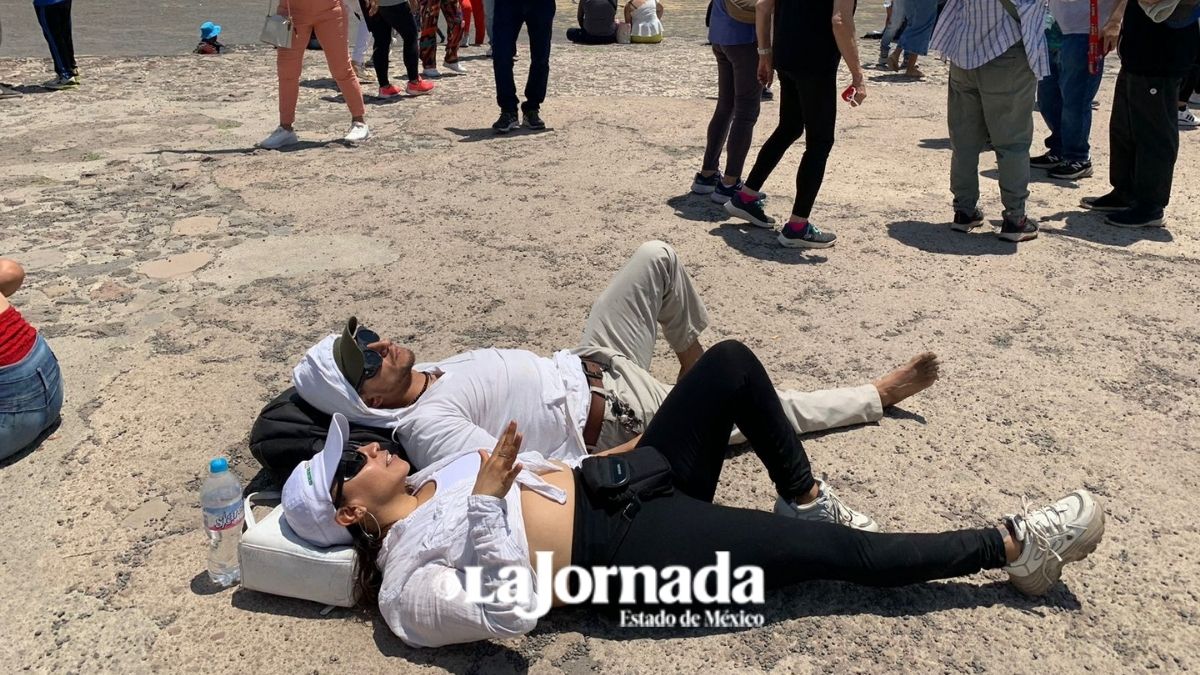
left=249, top=387, right=405, bottom=484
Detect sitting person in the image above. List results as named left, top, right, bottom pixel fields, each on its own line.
left=292, top=241, right=940, bottom=528
left=0, top=259, right=64, bottom=460
left=194, top=21, right=225, bottom=55
left=567, top=0, right=619, bottom=44
left=282, top=340, right=1105, bottom=648
left=626, top=0, right=664, bottom=43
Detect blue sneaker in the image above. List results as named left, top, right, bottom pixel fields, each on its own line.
left=691, top=171, right=721, bottom=195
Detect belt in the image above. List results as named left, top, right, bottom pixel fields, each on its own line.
left=581, top=359, right=606, bottom=449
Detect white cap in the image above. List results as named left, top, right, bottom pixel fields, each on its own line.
left=282, top=413, right=354, bottom=547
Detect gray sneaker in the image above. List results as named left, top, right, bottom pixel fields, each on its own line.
left=777, top=222, right=836, bottom=249
left=774, top=479, right=879, bottom=531
left=1004, top=490, right=1105, bottom=596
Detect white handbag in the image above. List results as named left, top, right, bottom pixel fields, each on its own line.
left=238, top=491, right=360, bottom=608
left=260, top=0, right=294, bottom=49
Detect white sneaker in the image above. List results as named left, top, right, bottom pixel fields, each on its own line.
left=443, top=61, right=468, bottom=75
left=773, top=479, right=880, bottom=532
left=344, top=121, right=370, bottom=143
left=1179, top=109, right=1199, bottom=128
left=257, top=126, right=299, bottom=149
left=422, top=67, right=441, bottom=79
left=1004, top=489, right=1105, bottom=597
left=486, top=45, right=493, bottom=57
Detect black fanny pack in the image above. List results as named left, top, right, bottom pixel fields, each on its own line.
left=580, top=446, right=674, bottom=512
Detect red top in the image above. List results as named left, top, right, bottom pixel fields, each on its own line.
left=0, top=305, right=37, bottom=366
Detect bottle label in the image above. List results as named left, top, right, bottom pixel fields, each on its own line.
left=204, top=502, right=245, bottom=532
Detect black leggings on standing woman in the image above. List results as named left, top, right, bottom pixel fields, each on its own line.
left=744, top=70, right=838, bottom=220
left=360, top=0, right=421, bottom=86
left=572, top=340, right=1008, bottom=594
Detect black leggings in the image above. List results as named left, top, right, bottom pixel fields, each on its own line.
left=745, top=69, right=837, bottom=220
left=361, top=0, right=420, bottom=86
left=572, top=340, right=1007, bottom=595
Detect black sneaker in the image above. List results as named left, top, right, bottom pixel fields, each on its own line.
left=1080, top=192, right=1131, bottom=212
left=723, top=193, right=776, bottom=228
left=493, top=110, right=519, bottom=134
left=1030, top=152, right=1062, bottom=169
left=1104, top=206, right=1165, bottom=228
left=761, top=87, right=774, bottom=102
left=998, top=216, right=1039, bottom=242
left=522, top=110, right=545, bottom=130
left=778, top=221, right=836, bottom=249
left=951, top=208, right=984, bottom=232
left=711, top=179, right=743, bottom=204
left=691, top=171, right=721, bottom=195
left=1048, top=160, right=1093, bottom=180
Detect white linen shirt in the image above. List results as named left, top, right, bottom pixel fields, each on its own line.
left=930, top=0, right=1057, bottom=78
left=376, top=451, right=567, bottom=648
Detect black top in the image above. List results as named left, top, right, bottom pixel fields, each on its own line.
left=1118, top=1, right=1200, bottom=77
left=774, top=0, right=855, bottom=75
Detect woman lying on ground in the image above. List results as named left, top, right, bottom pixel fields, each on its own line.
left=0, top=259, right=65, bottom=459
left=282, top=340, right=1105, bottom=648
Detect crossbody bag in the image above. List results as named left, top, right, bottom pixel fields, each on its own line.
left=579, top=446, right=675, bottom=563
left=261, top=0, right=294, bottom=49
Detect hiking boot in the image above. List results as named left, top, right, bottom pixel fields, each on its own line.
left=1004, top=490, right=1104, bottom=596
left=257, top=126, right=299, bottom=150
left=778, top=221, right=836, bottom=249
left=523, top=109, right=546, bottom=130
left=774, top=479, right=879, bottom=532
left=378, top=84, right=403, bottom=99
left=1030, top=152, right=1062, bottom=169
left=1080, top=192, right=1131, bottom=212
left=951, top=208, right=985, bottom=232
left=998, top=216, right=1038, bottom=242
left=405, top=78, right=435, bottom=96
left=1048, top=160, right=1093, bottom=180
left=691, top=171, right=722, bottom=195
left=723, top=192, right=776, bottom=228
left=1104, top=206, right=1165, bottom=228
left=493, top=110, right=519, bottom=134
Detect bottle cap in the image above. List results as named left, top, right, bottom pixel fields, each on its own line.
left=210, top=457, right=229, bottom=473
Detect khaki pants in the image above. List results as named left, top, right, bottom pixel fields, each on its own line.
left=571, top=241, right=882, bottom=449
left=948, top=42, right=1037, bottom=222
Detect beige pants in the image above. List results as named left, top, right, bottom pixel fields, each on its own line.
left=571, top=241, right=883, bottom=449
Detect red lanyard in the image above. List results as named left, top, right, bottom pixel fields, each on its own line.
left=1088, top=0, right=1101, bottom=74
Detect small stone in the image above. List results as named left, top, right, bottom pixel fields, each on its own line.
left=88, top=281, right=135, bottom=303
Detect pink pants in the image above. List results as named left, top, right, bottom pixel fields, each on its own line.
left=276, top=0, right=365, bottom=127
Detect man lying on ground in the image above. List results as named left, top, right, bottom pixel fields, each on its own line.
left=292, top=241, right=939, bottom=530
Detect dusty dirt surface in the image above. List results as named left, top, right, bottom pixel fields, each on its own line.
left=1, top=4, right=1198, bottom=672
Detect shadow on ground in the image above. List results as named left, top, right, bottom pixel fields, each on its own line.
left=708, top=226, right=828, bottom=264
left=1039, top=210, right=1174, bottom=246
left=667, top=193, right=727, bottom=223
left=445, top=126, right=554, bottom=143
left=887, top=220, right=1019, bottom=256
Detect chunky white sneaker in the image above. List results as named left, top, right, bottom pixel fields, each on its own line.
left=343, top=121, right=370, bottom=143
left=1004, top=489, right=1105, bottom=596
left=774, top=479, right=880, bottom=532
left=422, top=67, right=441, bottom=79
left=257, top=126, right=299, bottom=149
left=443, top=60, right=468, bottom=75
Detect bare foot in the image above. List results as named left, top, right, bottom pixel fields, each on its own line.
left=873, top=352, right=940, bottom=408
left=904, top=66, right=925, bottom=80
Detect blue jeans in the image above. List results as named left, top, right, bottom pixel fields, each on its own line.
left=0, top=335, right=64, bottom=460
left=1037, top=33, right=1105, bottom=162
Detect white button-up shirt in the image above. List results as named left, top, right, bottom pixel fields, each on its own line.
left=930, top=0, right=1056, bottom=78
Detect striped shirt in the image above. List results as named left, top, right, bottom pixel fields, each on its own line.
left=930, top=0, right=1053, bottom=78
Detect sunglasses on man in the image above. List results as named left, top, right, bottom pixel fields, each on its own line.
left=350, top=325, right=383, bottom=391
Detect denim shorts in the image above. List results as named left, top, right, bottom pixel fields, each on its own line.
left=0, top=335, right=64, bottom=460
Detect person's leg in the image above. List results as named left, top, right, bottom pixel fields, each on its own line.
left=471, top=0, right=486, bottom=43
left=380, top=4, right=422, bottom=83
left=312, top=0, right=367, bottom=121
left=1056, top=34, right=1104, bottom=162
left=277, top=2, right=314, bottom=129
left=1128, top=72, right=1182, bottom=211
left=491, top=0, right=520, bottom=112
left=1037, top=40, right=1065, bottom=158
left=484, top=0, right=495, bottom=45
left=977, top=43, right=1036, bottom=222
left=744, top=70, right=804, bottom=193
left=55, top=0, right=77, bottom=78
left=441, top=0, right=464, bottom=64
left=880, top=0, right=904, bottom=61
left=365, top=5, right=394, bottom=87
left=1107, top=68, right=1137, bottom=202
left=352, top=2, right=371, bottom=66
left=419, top=0, right=441, bottom=68
left=721, top=43, right=763, bottom=182
left=787, top=69, right=837, bottom=220
left=0, top=336, right=65, bottom=461
left=577, top=240, right=709, bottom=371
left=701, top=45, right=736, bottom=175
left=897, top=0, right=935, bottom=57
left=462, top=0, right=474, bottom=44
left=947, top=62, right=986, bottom=217
left=567, top=27, right=616, bottom=44
left=35, top=2, right=69, bottom=79
left=521, top=0, right=555, bottom=114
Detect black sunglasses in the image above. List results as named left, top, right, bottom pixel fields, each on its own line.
left=352, top=326, right=383, bottom=391
left=331, top=446, right=368, bottom=505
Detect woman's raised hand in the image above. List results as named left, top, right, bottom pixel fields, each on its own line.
left=472, top=421, right=524, bottom=498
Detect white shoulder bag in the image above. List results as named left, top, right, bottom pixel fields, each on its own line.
left=260, top=0, right=294, bottom=49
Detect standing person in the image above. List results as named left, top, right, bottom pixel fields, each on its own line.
left=1179, top=45, right=1200, bottom=127
left=723, top=0, right=866, bottom=249
left=567, top=0, right=619, bottom=44
left=1081, top=1, right=1200, bottom=227
left=931, top=0, right=1048, bottom=243
left=362, top=0, right=435, bottom=97
left=258, top=0, right=371, bottom=149
left=879, top=0, right=905, bottom=67
left=32, top=0, right=78, bottom=89
left=887, top=0, right=936, bottom=78
left=1031, top=0, right=1125, bottom=181
left=419, top=0, right=466, bottom=77
left=490, top=0, right=556, bottom=133
left=0, top=259, right=64, bottom=460
left=462, top=0, right=486, bottom=46
left=351, top=6, right=374, bottom=83
left=691, top=0, right=763, bottom=203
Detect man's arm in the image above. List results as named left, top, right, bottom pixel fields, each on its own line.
left=1103, top=0, right=1129, bottom=54
left=831, top=0, right=866, bottom=104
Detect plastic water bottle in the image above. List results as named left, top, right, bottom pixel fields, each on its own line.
left=201, top=458, right=244, bottom=587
